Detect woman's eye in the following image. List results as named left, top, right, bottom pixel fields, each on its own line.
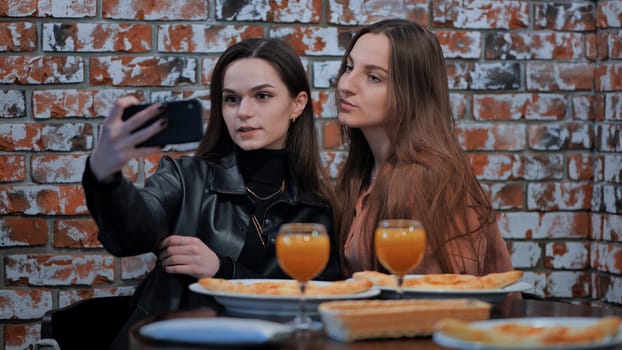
left=368, top=74, right=381, bottom=83
left=223, top=95, right=239, bottom=104
left=344, top=64, right=353, bottom=72
left=256, top=92, right=271, bottom=100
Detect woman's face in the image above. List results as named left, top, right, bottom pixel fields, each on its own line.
left=222, top=58, right=307, bottom=150
left=337, top=33, right=390, bottom=130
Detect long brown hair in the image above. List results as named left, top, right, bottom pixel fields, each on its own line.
left=195, top=38, right=332, bottom=203
left=334, top=19, right=495, bottom=275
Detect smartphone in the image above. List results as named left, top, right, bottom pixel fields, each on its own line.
left=121, top=99, right=204, bottom=147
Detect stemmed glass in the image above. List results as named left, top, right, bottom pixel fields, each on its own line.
left=374, top=219, right=426, bottom=297
left=276, top=223, right=330, bottom=330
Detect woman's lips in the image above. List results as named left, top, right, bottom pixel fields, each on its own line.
left=339, top=99, right=356, bottom=112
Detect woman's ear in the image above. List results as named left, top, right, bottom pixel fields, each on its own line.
left=290, top=91, right=308, bottom=123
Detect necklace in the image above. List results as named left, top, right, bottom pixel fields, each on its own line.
left=250, top=214, right=267, bottom=247
left=247, top=180, right=285, bottom=247
left=246, top=180, right=285, bottom=201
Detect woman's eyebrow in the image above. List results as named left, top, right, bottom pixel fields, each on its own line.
left=348, top=54, right=389, bottom=73
left=222, top=83, right=275, bottom=94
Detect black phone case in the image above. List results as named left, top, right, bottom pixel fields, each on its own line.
left=121, top=99, right=204, bottom=147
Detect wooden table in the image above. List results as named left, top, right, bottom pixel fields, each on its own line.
left=130, top=297, right=622, bottom=349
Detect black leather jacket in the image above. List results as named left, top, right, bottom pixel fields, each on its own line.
left=82, top=151, right=341, bottom=349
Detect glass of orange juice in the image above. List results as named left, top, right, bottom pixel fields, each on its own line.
left=374, top=219, right=426, bottom=297
left=276, top=223, right=330, bottom=330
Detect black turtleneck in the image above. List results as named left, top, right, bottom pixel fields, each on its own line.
left=215, top=147, right=288, bottom=278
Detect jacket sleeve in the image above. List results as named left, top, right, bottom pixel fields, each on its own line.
left=82, top=156, right=182, bottom=257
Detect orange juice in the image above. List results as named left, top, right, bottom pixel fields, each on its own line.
left=375, top=226, right=425, bottom=276
left=276, top=233, right=330, bottom=282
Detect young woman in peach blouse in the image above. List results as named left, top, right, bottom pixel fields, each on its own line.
left=333, top=18, right=514, bottom=277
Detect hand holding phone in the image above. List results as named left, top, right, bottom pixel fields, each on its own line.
left=121, top=99, right=204, bottom=147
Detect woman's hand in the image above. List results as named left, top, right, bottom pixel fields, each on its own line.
left=88, top=96, right=166, bottom=182
left=158, top=235, right=221, bottom=279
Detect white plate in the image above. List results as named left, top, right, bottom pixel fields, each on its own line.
left=139, top=317, right=293, bottom=345
left=376, top=275, right=531, bottom=303
left=189, top=279, right=381, bottom=316
left=433, top=317, right=622, bottom=350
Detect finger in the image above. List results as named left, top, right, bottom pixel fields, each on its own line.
left=120, top=102, right=163, bottom=134
left=107, top=96, right=141, bottom=123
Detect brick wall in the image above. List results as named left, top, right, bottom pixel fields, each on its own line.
left=0, top=0, right=621, bottom=348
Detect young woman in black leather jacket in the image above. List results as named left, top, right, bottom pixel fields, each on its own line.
left=82, top=38, right=340, bottom=349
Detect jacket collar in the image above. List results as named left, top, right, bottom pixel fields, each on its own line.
left=209, top=150, right=327, bottom=207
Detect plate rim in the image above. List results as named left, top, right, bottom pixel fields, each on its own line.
left=189, top=279, right=381, bottom=301
left=433, top=316, right=622, bottom=350
left=139, top=317, right=294, bottom=345
left=377, top=279, right=531, bottom=294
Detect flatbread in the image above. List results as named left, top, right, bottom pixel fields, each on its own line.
left=435, top=316, right=622, bottom=346
left=198, top=277, right=373, bottom=297
left=352, top=270, right=523, bottom=290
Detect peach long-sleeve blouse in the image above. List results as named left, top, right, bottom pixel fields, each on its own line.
left=343, top=186, right=514, bottom=277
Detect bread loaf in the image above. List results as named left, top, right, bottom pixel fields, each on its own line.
left=319, top=298, right=491, bottom=342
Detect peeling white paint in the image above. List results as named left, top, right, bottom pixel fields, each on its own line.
left=546, top=242, right=588, bottom=269
left=511, top=241, right=540, bottom=268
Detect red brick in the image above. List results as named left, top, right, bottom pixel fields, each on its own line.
left=608, top=32, right=622, bottom=59
left=31, top=154, right=88, bottom=183
left=567, top=153, right=596, bottom=181
left=215, top=0, right=322, bottom=23
left=604, top=93, right=622, bottom=120
left=544, top=242, right=590, bottom=269
left=596, top=124, right=622, bottom=152
left=328, top=0, right=427, bottom=25
left=481, top=182, right=523, bottom=210
left=90, top=56, right=197, bottom=86
left=456, top=123, right=525, bottom=151
left=0, top=185, right=87, bottom=215
left=0, top=90, right=26, bottom=118
left=592, top=242, right=622, bottom=274
left=473, top=93, right=566, bottom=121
left=572, top=95, right=604, bottom=121
left=53, top=218, right=101, bottom=248
left=433, top=0, right=528, bottom=29
left=547, top=271, right=591, bottom=298
left=0, top=217, right=48, bottom=246
left=0, top=22, right=36, bottom=51
left=527, top=63, right=594, bottom=91
left=5, top=322, right=39, bottom=350
left=5, top=254, right=114, bottom=286
left=269, top=26, right=348, bottom=56
left=527, top=182, right=593, bottom=211
left=33, top=89, right=145, bottom=119
left=534, top=2, right=595, bottom=31
left=593, top=274, right=622, bottom=304
left=450, top=93, right=468, bottom=120
left=596, top=63, right=622, bottom=91
left=528, top=123, right=593, bottom=151
left=0, top=124, right=42, bottom=151
left=59, top=286, right=135, bottom=307
left=0, top=289, right=53, bottom=318
left=0, top=56, right=83, bottom=84
left=437, top=31, right=481, bottom=59
left=43, top=23, right=151, bottom=52
left=159, top=25, right=263, bottom=53
left=596, top=0, right=622, bottom=28
left=322, top=120, right=343, bottom=150
left=486, top=32, right=583, bottom=60
left=102, top=0, right=208, bottom=20
left=0, top=155, right=25, bottom=182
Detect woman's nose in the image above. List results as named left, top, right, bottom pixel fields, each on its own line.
left=337, top=72, right=354, bottom=95
left=237, top=97, right=253, bottom=118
